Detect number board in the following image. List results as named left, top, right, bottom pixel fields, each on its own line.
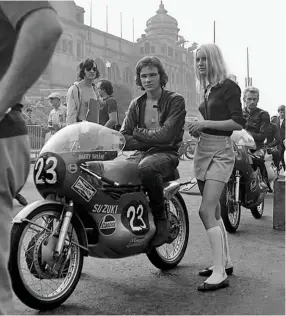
left=33, top=153, right=66, bottom=188
left=121, top=200, right=150, bottom=236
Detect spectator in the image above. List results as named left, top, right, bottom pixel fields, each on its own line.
left=265, top=116, right=281, bottom=169
left=277, top=105, right=285, bottom=170
left=188, top=43, right=245, bottom=291
left=66, top=58, right=100, bottom=125
left=0, top=1, right=62, bottom=314
left=242, top=86, right=270, bottom=156
left=97, top=79, right=120, bottom=129
left=23, top=106, right=37, bottom=125
left=45, top=92, right=67, bottom=142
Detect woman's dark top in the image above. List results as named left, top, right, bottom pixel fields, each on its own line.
left=199, top=79, right=246, bottom=136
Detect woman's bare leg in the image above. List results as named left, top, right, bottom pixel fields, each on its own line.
left=199, top=179, right=227, bottom=284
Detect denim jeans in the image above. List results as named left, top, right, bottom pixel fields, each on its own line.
left=136, top=151, right=179, bottom=220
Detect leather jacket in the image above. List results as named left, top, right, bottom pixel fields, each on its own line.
left=243, top=107, right=270, bottom=149
left=120, top=89, right=186, bottom=153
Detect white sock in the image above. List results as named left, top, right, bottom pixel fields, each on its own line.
left=205, top=226, right=227, bottom=284
left=217, top=218, right=233, bottom=268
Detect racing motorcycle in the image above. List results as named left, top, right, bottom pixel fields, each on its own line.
left=220, top=130, right=270, bottom=233
left=9, top=122, right=189, bottom=311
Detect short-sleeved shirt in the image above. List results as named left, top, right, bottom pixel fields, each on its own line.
left=199, top=79, right=246, bottom=136
left=48, top=105, right=67, bottom=128
left=0, top=1, right=52, bottom=138
left=99, top=96, right=118, bottom=126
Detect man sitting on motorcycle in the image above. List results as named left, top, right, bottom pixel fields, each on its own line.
left=242, top=86, right=272, bottom=190
left=242, top=86, right=270, bottom=156
left=120, top=56, right=186, bottom=247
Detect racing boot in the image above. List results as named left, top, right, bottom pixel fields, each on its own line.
left=15, top=193, right=28, bottom=206
left=152, top=207, right=170, bottom=247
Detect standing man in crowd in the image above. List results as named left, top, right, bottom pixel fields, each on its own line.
left=66, top=58, right=100, bottom=125
left=45, top=92, right=67, bottom=142
left=120, top=56, right=186, bottom=246
left=97, top=79, right=120, bottom=129
left=277, top=105, right=285, bottom=170
left=242, top=86, right=270, bottom=156
left=0, top=1, right=62, bottom=314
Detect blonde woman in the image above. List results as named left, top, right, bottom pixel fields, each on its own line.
left=188, top=44, right=246, bottom=291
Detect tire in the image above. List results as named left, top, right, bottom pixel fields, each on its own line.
left=220, top=180, right=241, bottom=233
left=184, top=143, right=196, bottom=160
left=250, top=200, right=265, bottom=219
left=147, top=193, right=189, bottom=270
left=9, top=204, right=84, bottom=311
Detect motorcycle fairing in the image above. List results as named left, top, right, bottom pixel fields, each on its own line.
left=87, top=192, right=156, bottom=259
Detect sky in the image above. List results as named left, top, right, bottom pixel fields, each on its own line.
left=74, top=0, right=286, bottom=116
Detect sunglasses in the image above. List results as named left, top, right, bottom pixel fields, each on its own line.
left=49, top=98, right=60, bottom=101
left=85, top=66, right=97, bottom=72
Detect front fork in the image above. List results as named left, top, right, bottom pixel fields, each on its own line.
left=53, top=200, right=74, bottom=258
left=234, top=170, right=241, bottom=203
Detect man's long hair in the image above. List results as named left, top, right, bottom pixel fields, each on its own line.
left=78, top=58, right=100, bottom=80
left=135, top=56, right=168, bottom=90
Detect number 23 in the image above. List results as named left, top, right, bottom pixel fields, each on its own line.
left=35, top=157, right=57, bottom=184
left=127, top=205, right=147, bottom=232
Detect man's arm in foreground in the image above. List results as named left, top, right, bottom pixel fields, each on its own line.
left=0, top=8, right=62, bottom=118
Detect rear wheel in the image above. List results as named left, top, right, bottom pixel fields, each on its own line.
left=147, top=193, right=189, bottom=270
left=9, top=204, right=84, bottom=311
left=220, top=179, right=241, bottom=233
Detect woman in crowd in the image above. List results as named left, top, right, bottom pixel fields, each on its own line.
left=188, top=43, right=245, bottom=291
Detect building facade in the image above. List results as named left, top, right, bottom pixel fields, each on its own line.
left=26, top=1, right=199, bottom=117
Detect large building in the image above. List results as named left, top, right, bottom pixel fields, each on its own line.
left=26, top=0, right=199, bottom=117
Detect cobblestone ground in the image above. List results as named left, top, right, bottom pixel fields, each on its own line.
left=12, top=159, right=285, bottom=315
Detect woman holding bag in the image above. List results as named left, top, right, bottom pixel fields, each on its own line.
left=188, top=43, right=246, bottom=291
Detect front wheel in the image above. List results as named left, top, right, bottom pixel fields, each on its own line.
left=220, top=180, right=241, bottom=233
left=9, top=204, right=84, bottom=311
left=250, top=200, right=265, bottom=219
left=147, top=193, right=189, bottom=270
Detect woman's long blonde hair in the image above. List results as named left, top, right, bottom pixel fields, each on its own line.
left=195, top=43, right=229, bottom=94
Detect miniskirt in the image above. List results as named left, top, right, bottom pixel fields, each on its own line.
left=193, top=132, right=235, bottom=183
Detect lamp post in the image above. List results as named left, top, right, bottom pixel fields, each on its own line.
left=106, top=61, right=111, bottom=80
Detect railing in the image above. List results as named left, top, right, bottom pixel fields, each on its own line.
left=27, top=125, right=45, bottom=161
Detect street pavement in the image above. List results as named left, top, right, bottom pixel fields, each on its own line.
left=12, top=158, right=285, bottom=315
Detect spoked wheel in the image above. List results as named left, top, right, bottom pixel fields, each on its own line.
left=220, top=180, right=241, bottom=233
left=184, top=142, right=196, bottom=160
left=146, top=193, right=189, bottom=270
left=9, top=204, right=84, bottom=311
left=250, top=200, right=265, bottom=219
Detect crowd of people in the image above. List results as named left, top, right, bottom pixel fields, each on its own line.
left=0, top=0, right=285, bottom=314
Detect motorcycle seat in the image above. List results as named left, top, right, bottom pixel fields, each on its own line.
left=86, top=158, right=180, bottom=185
